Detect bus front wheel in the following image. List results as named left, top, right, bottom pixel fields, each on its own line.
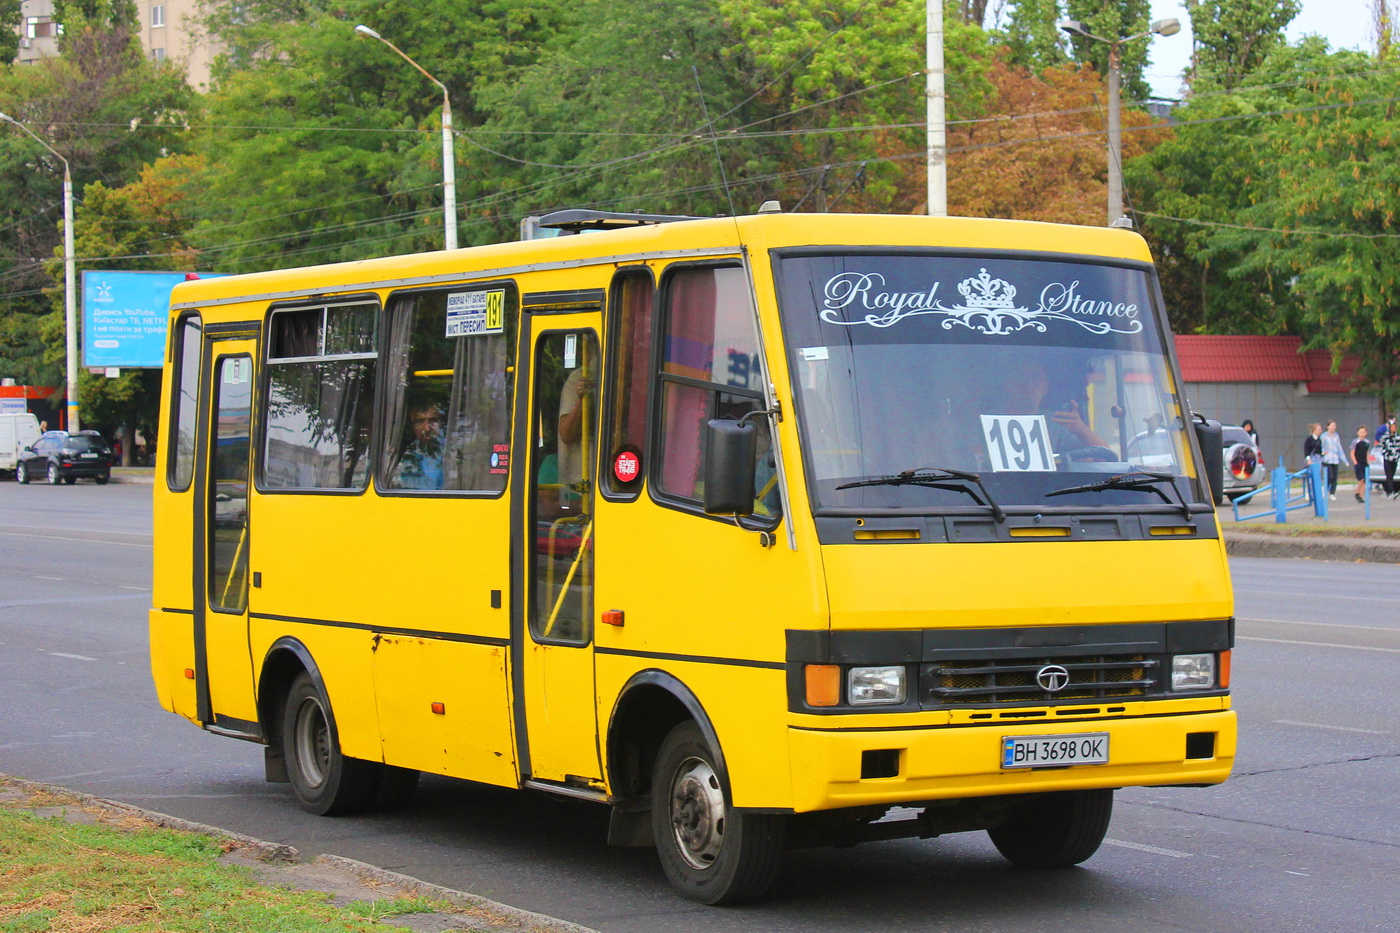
left=650, top=721, right=785, bottom=905
left=987, top=789, right=1113, bottom=868
left=282, top=671, right=382, bottom=816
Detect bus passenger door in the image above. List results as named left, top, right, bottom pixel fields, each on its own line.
left=193, top=334, right=258, bottom=732
left=514, top=323, right=602, bottom=786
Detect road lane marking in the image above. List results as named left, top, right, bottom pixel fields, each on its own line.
left=1239, top=617, right=1400, bottom=633
left=1104, top=839, right=1194, bottom=858
left=0, top=531, right=148, bottom=549
left=48, top=653, right=97, bottom=661
left=1238, top=635, right=1400, bottom=654
left=1275, top=720, right=1388, bottom=735
left=1, top=525, right=152, bottom=538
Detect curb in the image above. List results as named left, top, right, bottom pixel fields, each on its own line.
left=1223, top=531, right=1400, bottom=564
left=1, top=775, right=598, bottom=933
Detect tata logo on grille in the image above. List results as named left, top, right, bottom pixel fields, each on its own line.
left=1036, top=665, right=1071, bottom=692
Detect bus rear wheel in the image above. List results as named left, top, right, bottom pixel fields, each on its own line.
left=650, top=721, right=785, bottom=905
left=282, top=671, right=384, bottom=816
left=987, top=789, right=1113, bottom=868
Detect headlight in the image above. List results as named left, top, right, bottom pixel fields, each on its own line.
left=1171, top=653, right=1216, bottom=691
left=848, top=666, right=906, bottom=706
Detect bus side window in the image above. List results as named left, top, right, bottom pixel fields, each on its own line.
left=262, top=302, right=377, bottom=490
left=602, top=269, right=653, bottom=499
left=655, top=265, right=776, bottom=520
left=378, top=286, right=516, bottom=494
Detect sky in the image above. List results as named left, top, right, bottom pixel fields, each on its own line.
left=1143, top=0, right=1376, bottom=99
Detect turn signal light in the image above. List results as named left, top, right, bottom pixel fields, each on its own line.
left=183, top=668, right=195, bottom=679
left=805, top=664, right=841, bottom=707
left=431, top=702, right=446, bottom=715
left=1219, top=650, right=1231, bottom=688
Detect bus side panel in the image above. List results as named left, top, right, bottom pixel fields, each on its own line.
left=149, top=608, right=198, bottom=721
left=592, top=498, right=826, bottom=811
left=373, top=637, right=517, bottom=786
left=248, top=491, right=515, bottom=775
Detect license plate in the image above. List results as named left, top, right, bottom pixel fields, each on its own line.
left=1001, top=733, right=1109, bottom=769
left=80, top=453, right=99, bottom=459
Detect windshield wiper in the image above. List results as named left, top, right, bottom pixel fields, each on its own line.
left=1045, top=470, right=1192, bottom=520
left=836, top=468, right=1006, bottom=523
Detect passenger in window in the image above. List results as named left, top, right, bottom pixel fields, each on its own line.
left=397, top=398, right=446, bottom=490
left=555, top=365, right=595, bottom=511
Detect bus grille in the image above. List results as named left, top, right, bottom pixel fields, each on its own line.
left=921, top=655, right=1158, bottom=706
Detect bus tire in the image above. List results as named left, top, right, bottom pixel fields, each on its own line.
left=650, top=720, right=785, bottom=905
left=987, top=789, right=1113, bottom=868
left=282, top=671, right=380, bottom=816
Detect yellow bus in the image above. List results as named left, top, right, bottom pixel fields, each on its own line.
left=150, top=208, right=1235, bottom=904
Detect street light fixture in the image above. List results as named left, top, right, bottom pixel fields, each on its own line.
left=354, top=24, right=458, bottom=251
left=0, top=110, right=80, bottom=431
left=1058, top=18, right=1180, bottom=227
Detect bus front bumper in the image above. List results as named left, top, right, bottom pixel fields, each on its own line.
left=786, top=707, right=1236, bottom=813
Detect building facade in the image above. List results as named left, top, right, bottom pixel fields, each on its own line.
left=14, top=0, right=216, bottom=89
left=1175, top=335, right=1383, bottom=471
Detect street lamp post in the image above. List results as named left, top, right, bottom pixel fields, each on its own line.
left=1, top=111, right=79, bottom=431
left=354, top=25, right=458, bottom=251
left=1057, top=18, right=1180, bottom=227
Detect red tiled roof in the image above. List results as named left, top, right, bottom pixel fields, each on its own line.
left=1174, top=335, right=1364, bottom=393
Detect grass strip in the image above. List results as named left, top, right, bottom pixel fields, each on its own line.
left=0, top=784, right=469, bottom=932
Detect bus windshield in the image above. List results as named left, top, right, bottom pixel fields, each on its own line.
left=773, top=251, right=1202, bottom=513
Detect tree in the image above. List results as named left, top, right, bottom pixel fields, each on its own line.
left=0, top=1, right=18, bottom=64
left=1188, top=0, right=1300, bottom=90
left=949, top=57, right=1169, bottom=223
left=1061, top=0, right=1155, bottom=102
left=51, top=156, right=205, bottom=458
left=1127, top=40, right=1400, bottom=408
left=999, top=0, right=1070, bottom=73
left=0, top=5, right=196, bottom=399
left=185, top=0, right=567, bottom=264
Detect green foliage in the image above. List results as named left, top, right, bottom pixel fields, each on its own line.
left=0, top=16, right=196, bottom=392
left=1188, top=0, right=1301, bottom=90
left=189, top=0, right=567, bottom=261
left=1127, top=40, right=1400, bottom=406
left=0, top=1, right=18, bottom=64
left=999, top=0, right=1070, bottom=73
left=1062, top=0, right=1156, bottom=101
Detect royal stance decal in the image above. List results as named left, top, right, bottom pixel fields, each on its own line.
left=819, top=268, right=1144, bottom=337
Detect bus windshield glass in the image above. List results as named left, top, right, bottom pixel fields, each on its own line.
left=773, top=252, right=1202, bottom=513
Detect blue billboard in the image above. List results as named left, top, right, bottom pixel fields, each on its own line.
left=82, top=271, right=226, bottom=368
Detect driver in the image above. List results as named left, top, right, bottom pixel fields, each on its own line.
left=1003, top=361, right=1110, bottom=453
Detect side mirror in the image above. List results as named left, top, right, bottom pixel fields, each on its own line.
left=1192, top=414, right=1224, bottom=505
left=702, top=419, right=756, bottom=516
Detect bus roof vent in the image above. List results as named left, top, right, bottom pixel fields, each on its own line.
left=536, top=209, right=707, bottom=233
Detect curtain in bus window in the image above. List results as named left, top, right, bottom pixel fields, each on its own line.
left=657, top=267, right=765, bottom=503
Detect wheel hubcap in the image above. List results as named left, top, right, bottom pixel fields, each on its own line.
left=669, top=756, right=726, bottom=870
left=291, top=696, right=331, bottom=789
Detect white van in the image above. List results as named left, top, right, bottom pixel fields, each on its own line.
left=0, top=411, right=42, bottom=474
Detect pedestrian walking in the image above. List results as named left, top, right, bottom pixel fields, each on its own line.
left=1320, top=420, right=1345, bottom=500
left=1302, top=423, right=1323, bottom=502
left=1379, top=416, right=1400, bottom=499
left=1241, top=419, right=1259, bottom=448
left=1350, top=425, right=1371, bottom=503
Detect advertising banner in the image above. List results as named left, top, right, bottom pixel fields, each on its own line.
left=82, top=271, right=226, bottom=368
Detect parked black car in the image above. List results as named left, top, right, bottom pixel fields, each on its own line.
left=16, top=430, right=114, bottom=485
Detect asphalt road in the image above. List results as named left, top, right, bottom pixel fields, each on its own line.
left=2, top=481, right=1398, bottom=932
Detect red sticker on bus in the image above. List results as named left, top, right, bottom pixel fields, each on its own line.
left=613, top=450, right=641, bottom=484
